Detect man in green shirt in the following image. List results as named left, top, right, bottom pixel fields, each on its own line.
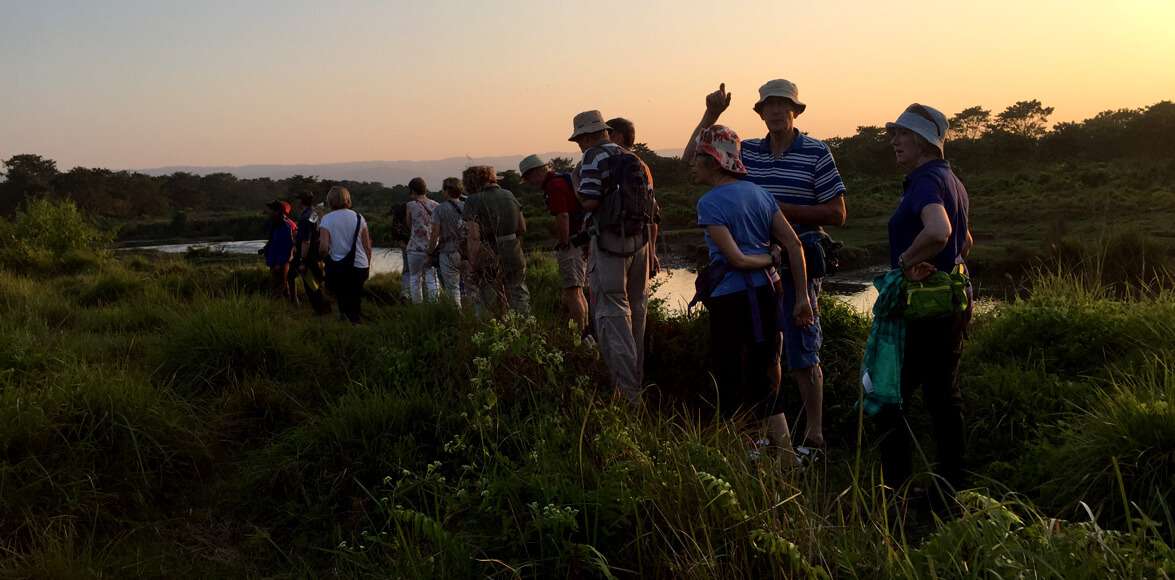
left=461, top=165, right=530, bottom=316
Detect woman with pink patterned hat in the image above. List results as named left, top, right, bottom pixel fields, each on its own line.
left=691, top=124, right=813, bottom=462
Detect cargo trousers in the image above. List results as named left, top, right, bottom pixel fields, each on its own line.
left=589, top=231, right=650, bottom=403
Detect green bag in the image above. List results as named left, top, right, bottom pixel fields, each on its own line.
left=904, top=264, right=970, bottom=320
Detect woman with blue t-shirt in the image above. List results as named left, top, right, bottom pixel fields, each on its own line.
left=880, top=104, right=974, bottom=491
left=692, top=125, right=813, bottom=459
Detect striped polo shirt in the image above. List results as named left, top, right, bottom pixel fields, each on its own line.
left=741, top=130, right=845, bottom=232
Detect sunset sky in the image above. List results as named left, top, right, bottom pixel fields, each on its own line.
left=3, top=0, right=1174, bottom=170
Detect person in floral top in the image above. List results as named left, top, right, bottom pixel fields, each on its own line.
left=405, top=177, right=440, bottom=303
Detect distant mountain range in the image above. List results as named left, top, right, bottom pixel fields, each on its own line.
left=139, top=148, right=683, bottom=188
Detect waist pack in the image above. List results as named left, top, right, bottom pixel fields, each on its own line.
left=796, top=230, right=843, bottom=279
left=690, top=261, right=775, bottom=343
left=904, top=264, right=971, bottom=320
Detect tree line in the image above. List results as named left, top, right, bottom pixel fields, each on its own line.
left=827, top=99, right=1175, bottom=176
left=2, top=99, right=1172, bottom=221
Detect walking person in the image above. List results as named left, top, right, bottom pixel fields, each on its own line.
left=877, top=103, right=973, bottom=491
left=691, top=125, right=814, bottom=459
left=461, top=166, right=530, bottom=316
left=318, top=186, right=373, bottom=324
left=405, top=177, right=440, bottom=304
left=263, top=199, right=297, bottom=301
left=520, top=154, right=589, bottom=332
left=292, top=192, right=331, bottom=314
left=429, top=177, right=468, bottom=307
left=571, top=110, right=657, bottom=404
left=684, top=80, right=847, bottom=453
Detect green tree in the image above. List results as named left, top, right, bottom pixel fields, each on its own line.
left=992, top=100, right=1055, bottom=140
left=1, top=154, right=59, bottom=214
left=549, top=157, right=575, bottom=173
left=949, top=106, right=991, bottom=140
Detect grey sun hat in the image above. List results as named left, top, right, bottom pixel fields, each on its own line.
left=753, top=79, right=806, bottom=114
left=886, top=103, right=949, bottom=155
left=518, top=154, right=547, bottom=177
left=568, top=110, right=612, bottom=141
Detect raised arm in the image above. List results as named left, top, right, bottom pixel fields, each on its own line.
left=683, top=83, right=732, bottom=162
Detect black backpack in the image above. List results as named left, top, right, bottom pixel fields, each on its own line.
left=595, top=150, right=654, bottom=255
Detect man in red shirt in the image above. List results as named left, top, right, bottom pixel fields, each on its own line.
left=520, top=154, right=588, bottom=332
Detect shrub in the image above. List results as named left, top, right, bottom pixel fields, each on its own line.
left=0, top=198, right=112, bottom=273
left=1033, top=361, right=1175, bottom=527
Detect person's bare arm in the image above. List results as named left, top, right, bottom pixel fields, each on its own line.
left=517, top=211, right=527, bottom=235
left=554, top=213, right=570, bottom=246
left=318, top=228, right=332, bottom=257
left=683, top=83, right=732, bottom=162
left=898, top=204, right=952, bottom=278
left=361, top=224, right=373, bottom=262
left=705, top=225, right=772, bottom=270
left=779, top=196, right=846, bottom=227
left=770, top=210, right=809, bottom=301
left=429, top=222, right=442, bottom=253
left=960, top=227, right=974, bottom=262
left=465, top=221, right=481, bottom=269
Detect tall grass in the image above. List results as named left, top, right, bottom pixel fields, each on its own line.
left=0, top=237, right=1172, bottom=576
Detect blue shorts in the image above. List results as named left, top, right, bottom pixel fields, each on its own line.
left=778, top=277, right=823, bottom=370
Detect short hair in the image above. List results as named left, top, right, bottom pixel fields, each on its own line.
left=606, top=117, right=636, bottom=148
left=462, top=166, right=497, bottom=194
left=408, top=177, right=428, bottom=195
left=915, top=133, right=945, bottom=159
left=442, top=177, right=464, bottom=196
left=326, top=185, right=352, bottom=210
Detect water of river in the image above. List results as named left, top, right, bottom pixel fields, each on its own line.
left=127, top=240, right=882, bottom=315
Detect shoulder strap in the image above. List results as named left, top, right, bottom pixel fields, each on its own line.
left=349, top=210, right=362, bottom=252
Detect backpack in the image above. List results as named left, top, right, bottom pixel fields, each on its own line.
left=389, top=202, right=410, bottom=243
left=595, top=149, right=655, bottom=255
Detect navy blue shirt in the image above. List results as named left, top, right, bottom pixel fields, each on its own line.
left=888, top=160, right=970, bottom=273
left=697, top=180, right=780, bottom=297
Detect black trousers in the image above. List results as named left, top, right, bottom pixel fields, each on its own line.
left=876, top=309, right=970, bottom=489
left=707, top=285, right=784, bottom=420
left=325, top=262, right=369, bottom=324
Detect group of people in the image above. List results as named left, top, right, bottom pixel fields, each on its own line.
left=262, top=77, right=974, bottom=490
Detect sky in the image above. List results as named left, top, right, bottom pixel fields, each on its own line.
left=2, top=0, right=1174, bottom=170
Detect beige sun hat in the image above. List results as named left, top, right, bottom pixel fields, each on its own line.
left=568, top=110, right=612, bottom=141
left=753, top=79, right=806, bottom=114
left=518, top=154, right=547, bottom=177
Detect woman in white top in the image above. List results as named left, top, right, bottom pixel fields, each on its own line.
left=404, top=177, right=440, bottom=304
left=318, top=186, right=373, bottom=324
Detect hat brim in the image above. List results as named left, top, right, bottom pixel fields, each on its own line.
left=753, top=97, right=806, bottom=115
left=568, top=122, right=612, bottom=141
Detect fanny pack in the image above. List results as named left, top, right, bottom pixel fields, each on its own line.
left=904, top=263, right=971, bottom=320
left=797, top=231, right=843, bottom=279
left=691, top=261, right=774, bottom=343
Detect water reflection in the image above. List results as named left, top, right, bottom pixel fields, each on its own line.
left=126, top=240, right=883, bottom=315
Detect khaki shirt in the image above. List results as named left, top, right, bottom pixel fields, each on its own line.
left=462, top=185, right=523, bottom=239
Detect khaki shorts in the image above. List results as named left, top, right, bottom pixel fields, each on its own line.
left=556, top=246, right=588, bottom=289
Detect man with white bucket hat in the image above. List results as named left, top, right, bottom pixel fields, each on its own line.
left=684, top=79, right=848, bottom=455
